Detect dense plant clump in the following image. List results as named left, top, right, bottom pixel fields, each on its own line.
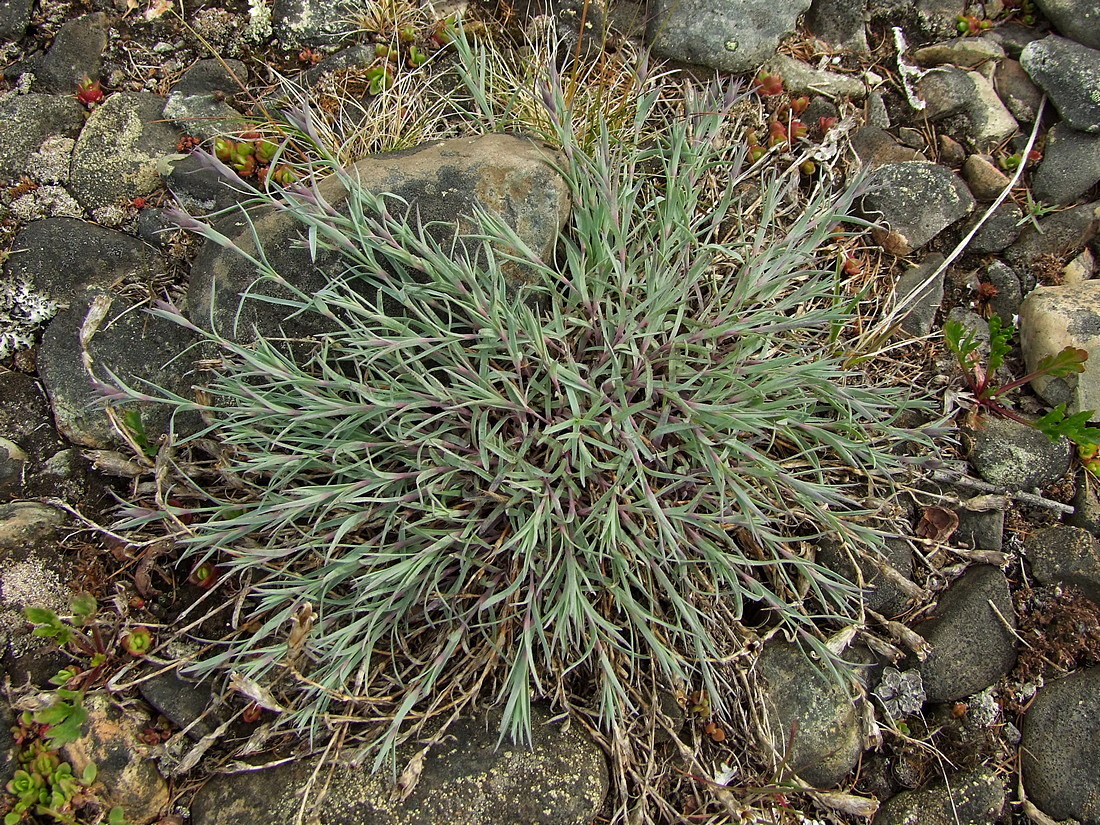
left=114, top=36, right=935, bottom=764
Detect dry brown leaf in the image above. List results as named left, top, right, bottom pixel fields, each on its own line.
left=391, top=746, right=428, bottom=802
left=809, top=789, right=879, bottom=818
left=287, top=602, right=316, bottom=664
left=82, top=449, right=149, bottom=478
left=916, top=505, right=959, bottom=542
left=228, top=670, right=285, bottom=712
left=144, top=0, right=172, bottom=19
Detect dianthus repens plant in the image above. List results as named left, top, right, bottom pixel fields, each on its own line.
left=112, top=32, right=935, bottom=771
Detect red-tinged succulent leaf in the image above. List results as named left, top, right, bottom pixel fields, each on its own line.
left=754, top=72, right=784, bottom=96
left=76, top=77, right=104, bottom=106
left=1035, top=346, right=1089, bottom=379
left=121, top=626, right=154, bottom=656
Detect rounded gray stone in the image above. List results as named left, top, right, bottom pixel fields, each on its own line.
left=1032, top=122, right=1100, bottom=206
left=186, top=134, right=570, bottom=345
left=994, top=58, right=1045, bottom=122
left=860, top=161, right=975, bottom=256
left=35, top=12, right=107, bottom=94
left=1022, top=667, right=1100, bottom=824
left=1021, top=35, right=1100, bottom=133
left=964, top=204, right=1024, bottom=254
left=756, top=641, right=864, bottom=788
left=818, top=538, right=914, bottom=618
left=914, top=36, right=1005, bottom=68
left=1006, top=199, right=1100, bottom=268
left=37, top=289, right=200, bottom=450
left=984, top=259, right=1024, bottom=319
left=1024, top=524, right=1100, bottom=603
left=5, top=217, right=168, bottom=309
left=894, top=253, right=946, bottom=337
left=873, top=766, right=1005, bottom=825
left=916, top=66, right=975, bottom=120
left=191, top=705, right=608, bottom=825
left=966, top=415, right=1073, bottom=492
left=805, top=0, right=869, bottom=51
left=1033, top=0, right=1100, bottom=49
left=69, top=92, right=182, bottom=219
left=646, top=0, right=810, bottom=73
left=913, top=565, right=1017, bottom=703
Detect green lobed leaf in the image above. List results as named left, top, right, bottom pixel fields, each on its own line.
left=1034, top=346, right=1089, bottom=380
left=1034, top=404, right=1100, bottom=445
left=33, top=702, right=73, bottom=727
left=43, top=705, right=86, bottom=749
left=69, top=593, right=97, bottom=622
left=23, top=607, right=59, bottom=626
left=987, top=314, right=1014, bottom=374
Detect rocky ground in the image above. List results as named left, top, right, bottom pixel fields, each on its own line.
left=0, top=0, right=1099, bottom=823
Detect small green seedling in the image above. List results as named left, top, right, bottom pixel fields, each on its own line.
left=945, top=316, right=1100, bottom=469
left=120, top=409, right=157, bottom=458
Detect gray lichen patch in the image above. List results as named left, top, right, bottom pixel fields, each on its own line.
left=0, top=502, right=70, bottom=658
left=0, top=276, right=60, bottom=359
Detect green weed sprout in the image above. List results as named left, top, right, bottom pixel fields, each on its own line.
left=115, top=44, right=935, bottom=766
left=945, top=315, right=1100, bottom=468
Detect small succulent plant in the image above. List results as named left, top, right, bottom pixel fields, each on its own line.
left=119, top=627, right=154, bottom=657
left=75, top=77, right=103, bottom=108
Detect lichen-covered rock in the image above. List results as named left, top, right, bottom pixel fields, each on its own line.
left=60, top=692, right=170, bottom=825
left=873, top=766, right=1005, bottom=825
left=162, top=58, right=250, bottom=141
left=69, top=92, right=181, bottom=223
left=860, top=162, right=975, bottom=256
left=966, top=415, right=1073, bottom=491
left=756, top=641, right=864, bottom=788
left=191, top=705, right=608, bottom=825
left=0, top=94, right=85, bottom=184
left=0, top=501, right=71, bottom=685
left=1019, top=280, right=1100, bottom=414
left=912, top=565, right=1017, bottom=703
left=1022, top=667, right=1100, bottom=825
